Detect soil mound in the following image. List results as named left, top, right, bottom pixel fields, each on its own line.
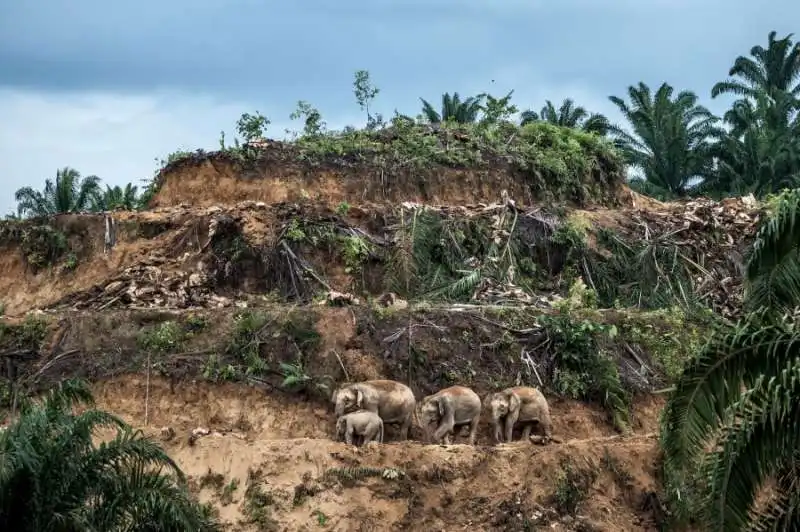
left=147, top=123, right=626, bottom=210
left=0, top=124, right=759, bottom=529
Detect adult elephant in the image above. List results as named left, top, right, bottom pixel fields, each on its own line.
left=331, top=379, right=415, bottom=441
left=485, top=386, right=552, bottom=443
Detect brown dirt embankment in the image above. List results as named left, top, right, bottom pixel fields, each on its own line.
left=0, top=195, right=760, bottom=319
left=89, top=375, right=666, bottom=531
left=2, top=303, right=674, bottom=530
left=149, top=150, right=541, bottom=210
left=146, top=124, right=627, bottom=211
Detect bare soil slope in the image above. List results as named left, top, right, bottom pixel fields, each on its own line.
left=147, top=128, right=626, bottom=210
left=90, top=375, right=665, bottom=531
left=2, top=301, right=675, bottom=531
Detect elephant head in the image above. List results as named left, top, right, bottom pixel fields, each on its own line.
left=487, top=390, right=520, bottom=440
left=333, top=385, right=363, bottom=417
left=417, top=395, right=453, bottom=442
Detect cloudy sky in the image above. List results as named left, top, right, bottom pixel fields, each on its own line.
left=0, top=0, right=796, bottom=214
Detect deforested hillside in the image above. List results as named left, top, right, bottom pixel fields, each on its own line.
left=0, top=119, right=762, bottom=531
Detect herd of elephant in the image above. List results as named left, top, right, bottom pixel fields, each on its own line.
left=331, top=379, right=553, bottom=446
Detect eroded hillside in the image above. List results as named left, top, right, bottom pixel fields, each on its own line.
left=0, top=125, right=759, bottom=530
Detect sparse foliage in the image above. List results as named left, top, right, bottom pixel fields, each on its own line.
left=290, top=101, right=326, bottom=137
left=236, top=111, right=271, bottom=142
left=353, top=69, right=382, bottom=130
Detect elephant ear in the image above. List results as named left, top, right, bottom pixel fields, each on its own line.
left=507, top=390, right=521, bottom=412
left=438, top=396, right=453, bottom=418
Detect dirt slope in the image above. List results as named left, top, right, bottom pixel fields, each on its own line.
left=1, top=151, right=754, bottom=529
left=0, top=194, right=759, bottom=318
left=147, top=128, right=626, bottom=210
left=91, top=375, right=666, bottom=531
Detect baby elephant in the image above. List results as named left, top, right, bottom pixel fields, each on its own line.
left=332, top=379, right=416, bottom=441
left=486, top=386, right=552, bottom=443
left=336, top=410, right=384, bottom=446
left=416, top=385, right=481, bottom=445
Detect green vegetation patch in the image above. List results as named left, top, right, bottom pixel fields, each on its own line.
left=0, top=221, right=70, bottom=271
left=153, top=119, right=624, bottom=208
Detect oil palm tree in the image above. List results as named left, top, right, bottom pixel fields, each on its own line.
left=700, top=93, right=800, bottom=198
left=91, top=183, right=140, bottom=211
left=0, top=379, right=219, bottom=531
left=520, top=98, right=610, bottom=135
left=607, top=82, right=722, bottom=198
left=706, top=31, right=800, bottom=199
left=660, top=187, right=800, bottom=530
left=14, top=167, right=101, bottom=218
left=711, top=31, right=800, bottom=102
left=419, top=92, right=485, bottom=124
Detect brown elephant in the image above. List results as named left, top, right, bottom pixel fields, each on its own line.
left=335, top=410, right=384, bottom=446
left=416, top=385, right=481, bottom=445
left=331, top=379, right=415, bottom=441
left=485, top=386, right=552, bottom=443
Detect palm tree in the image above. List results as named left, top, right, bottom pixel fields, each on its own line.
left=0, top=379, right=219, bottom=531
left=92, top=183, right=140, bottom=211
left=607, top=82, right=722, bottom=198
left=705, top=32, right=800, bottom=199
left=520, top=98, right=610, bottom=135
left=419, top=92, right=485, bottom=123
left=711, top=31, right=800, bottom=102
left=660, top=188, right=800, bottom=530
left=700, top=94, right=800, bottom=198
left=14, top=167, right=101, bottom=218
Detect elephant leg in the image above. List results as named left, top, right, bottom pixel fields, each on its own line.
left=468, top=417, right=480, bottom=446
left=493, top=420, right=504, bottom=443
left=399, top=412, right=412, bottom=441
left=521, top=423, right=532, bottom=440
left=433, top=420, right=453, bottom=444
left=540, top=418, right=553, bottom=443
left=345, top=428, right=354, bottom=446
left=443, top=432, right=452, bottom=445
left=362, top=431, right=373, bottom=446
left=504, top=412, right=519, bottom=443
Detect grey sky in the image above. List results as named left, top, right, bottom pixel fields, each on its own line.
left=0, top=0, right=797, bottom=213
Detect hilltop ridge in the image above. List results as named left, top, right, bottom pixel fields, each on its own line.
left=147, top=122, right=627, bottom=210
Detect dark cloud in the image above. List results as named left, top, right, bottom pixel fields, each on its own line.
left=2, top=0, right=798, bottom=107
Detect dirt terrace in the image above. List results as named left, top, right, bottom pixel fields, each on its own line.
left=0, top=193, right=760, bottom=319
left=147, top=133, right=626, bottom=210
left=89, top=375, right=666, bottom=531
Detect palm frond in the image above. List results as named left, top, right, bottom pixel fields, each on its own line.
left=745, top=188, right=800, bottom=313
left=698, top=359, right=800, bottom=530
